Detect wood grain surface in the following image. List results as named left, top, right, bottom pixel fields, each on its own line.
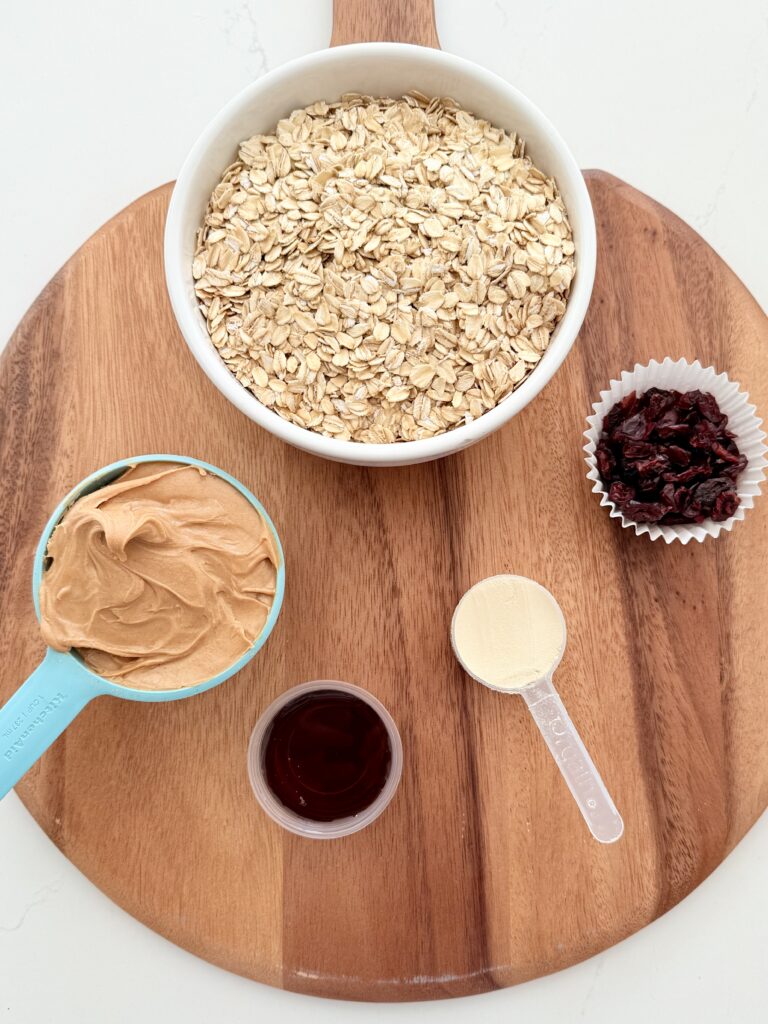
left=331, top=0, right=440, bottom=47
left=0, top=173, right=766, bottom=1000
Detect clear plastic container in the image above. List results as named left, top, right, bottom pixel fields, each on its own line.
left=247, top=680, right=403, bottom=839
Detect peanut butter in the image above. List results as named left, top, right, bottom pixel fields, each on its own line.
left=39, top=462, right=279, bottom=690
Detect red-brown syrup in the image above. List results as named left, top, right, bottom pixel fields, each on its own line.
left=263, top=689, right=392, bottom=821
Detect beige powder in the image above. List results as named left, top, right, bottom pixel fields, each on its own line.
left=451, top=575, right=564, bottom=689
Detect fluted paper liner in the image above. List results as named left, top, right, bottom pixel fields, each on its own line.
left=584, top=358, right=767, bottom=544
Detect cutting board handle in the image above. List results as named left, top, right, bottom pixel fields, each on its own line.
left=331, top=0, right=441, bottom=48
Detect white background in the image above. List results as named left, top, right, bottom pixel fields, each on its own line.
left=1, top=1, right=766, bottom=1020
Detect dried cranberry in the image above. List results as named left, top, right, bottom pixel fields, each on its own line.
left=711, top=441, right=742, bottom=464
left=623, top=441, right=656, bottom=459
left=655, top=408, right=680, bottom=428
left=604, top=392, right=638, bottom=434
left=608, top=481, right=635, bottom=507
left=613, top=410, right=651, bottom=442
left=595, top=442, right=615, bottom=479
left=722, top=454, right=748, bottom=481
left=635, top=454, right=670, bottom=477
left=636, top=477, right=661, bottom=494
left=694, top=391, right=728, bottom=427
left=595, top=385, right=744, bottom=526
left=656, top=426, right=692, bottom=440
left=662, top=464, right=711, bottom=485
left=712, top=491, right=739, bottom=521
left=689, top=420, right=719, bottom=449
left=666, top=445, right=691, bottom=466
left=685, top=477, right=731, bottom=516
left=660, top=482, right=682, bottom=509
left=645, top=388, right=677, bottom=419
left=677, top=391, right=699, bottom=412
left=622, top=500, right=667, bottom=523
left=656, top=419, right=692, bottom=440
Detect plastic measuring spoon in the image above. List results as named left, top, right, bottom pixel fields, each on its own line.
left=451, top=575, right=623, bottom=844
left=0, top=454, right=285, bottom=801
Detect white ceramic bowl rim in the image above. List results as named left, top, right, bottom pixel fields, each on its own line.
left=165, top=43, right=596, bottom=465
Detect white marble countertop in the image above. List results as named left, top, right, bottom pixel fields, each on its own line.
left=0, top=2, right=766, bottom=1020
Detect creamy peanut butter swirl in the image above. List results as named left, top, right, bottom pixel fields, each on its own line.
left=39, top=462, right=279, bottom=690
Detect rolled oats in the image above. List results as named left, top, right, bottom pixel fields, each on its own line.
left=194, top=93, right=575, bottom=443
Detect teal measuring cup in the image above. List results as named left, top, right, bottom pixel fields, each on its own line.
left=0, top=454, right=285, bottom=800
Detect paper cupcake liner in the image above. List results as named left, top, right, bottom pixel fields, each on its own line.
left=584, top=358, right=767, bottom=544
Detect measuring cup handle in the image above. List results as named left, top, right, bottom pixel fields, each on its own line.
left=0, top=649, right=96, bottom=800
left=521, top=676, right=624, bottom=844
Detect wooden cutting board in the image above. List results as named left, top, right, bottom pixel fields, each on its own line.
left=1, top=0, right=767, bottom=1003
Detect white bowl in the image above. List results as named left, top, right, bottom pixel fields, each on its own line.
left=165, top=43, right=596, bottom=466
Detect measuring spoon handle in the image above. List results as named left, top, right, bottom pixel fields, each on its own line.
left=521, top=676, right=623, bottom=843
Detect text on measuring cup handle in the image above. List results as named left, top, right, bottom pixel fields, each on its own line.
left=2, top=691, right=69, bottom=762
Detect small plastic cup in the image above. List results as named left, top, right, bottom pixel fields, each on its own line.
left=247, top=680, right=403, bottom=839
